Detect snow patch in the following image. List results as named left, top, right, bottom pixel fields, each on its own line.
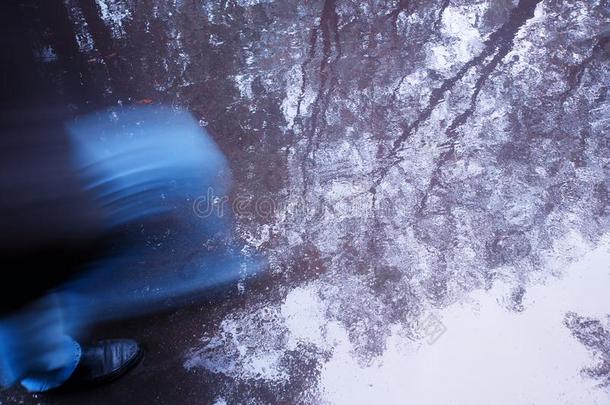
left=233, top=74, right=254, bottom=100
left=320, top=234, right=610, bottom=405
left=236, top=0, right=275, bottom=6
left=427, top=5, right=486, bottom=74
left=281, top=65, right=303, bottom=129
left=184, top=306, right=289, bottom=382
left=281, top=286, right=326, bottom=349
left=95, top=0, right=131, bottom=38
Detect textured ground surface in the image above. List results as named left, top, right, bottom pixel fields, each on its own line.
left=2, top=0, right=610, bottom=404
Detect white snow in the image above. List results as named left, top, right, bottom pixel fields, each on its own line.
left=280, top=65, right=303, bottom=129
left=281, top=286, right=326, bottom=349
left=426, top=5, right=485, bottom=74
left=184, top=306, right=289, bottom=382
left=64, top=0, right=96, bottom=53
left=95, top=0, right=131, bottom=38
left=236, top=0, right=274, bottom=6
left=320, top=233, right=610, bottom=405
left=233, top=74, right=254, bottom=100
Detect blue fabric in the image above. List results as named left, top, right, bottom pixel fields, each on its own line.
left=0, top=106, right=263, bottom=392
left=20, top=339, right=81, bottom=392
left=0, top=296, right=81, bottom=392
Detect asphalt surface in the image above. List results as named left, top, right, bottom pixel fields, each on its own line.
left=1, top=0, right=610, bottom=404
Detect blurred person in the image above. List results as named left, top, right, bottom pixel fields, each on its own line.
left=0, top=2, right=260, bottom=393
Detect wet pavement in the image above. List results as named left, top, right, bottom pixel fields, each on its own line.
left=2, top=0, right=610, bottom=403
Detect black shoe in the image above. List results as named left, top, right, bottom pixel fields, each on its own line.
left=60, top=339, right=143, bottom=390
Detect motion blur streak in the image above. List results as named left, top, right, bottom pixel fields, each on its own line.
left=59, top=106, right=263, bottom=322
left=0, top=106, right=263, bottom=388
